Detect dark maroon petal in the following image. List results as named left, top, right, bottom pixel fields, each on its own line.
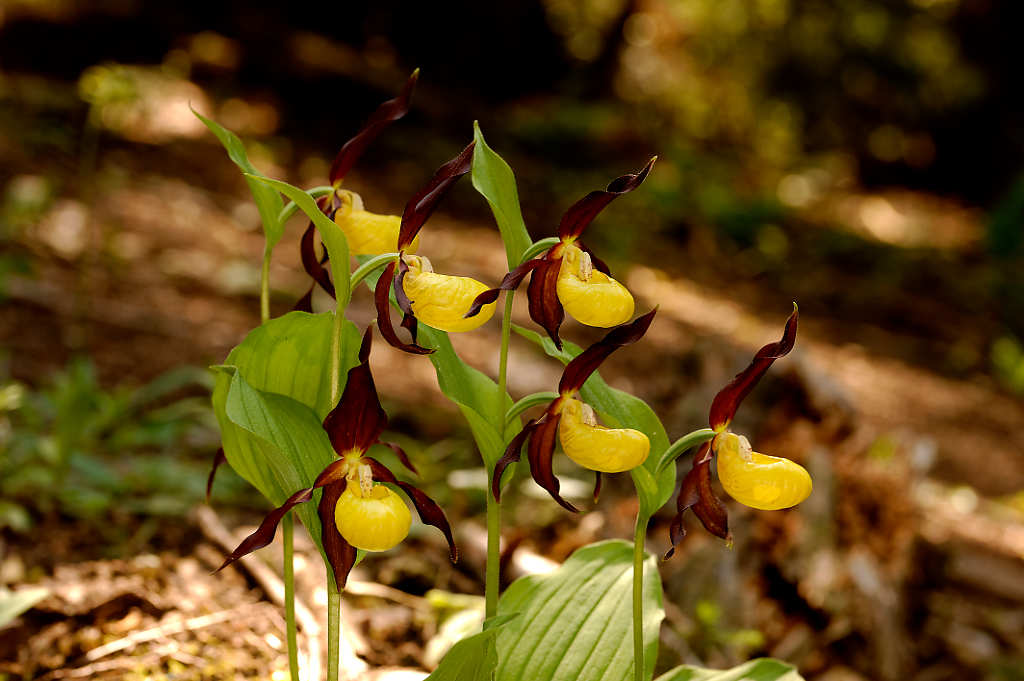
left=311, top=458, right=350, bottom=488
left=527, top=412, right=578, bottom=512
left=708, top=305, right=798, bottom=429
left=300, top=220, right=336, bottom=298
left=317, top=478, right=358, bottom=589
left=328, top=70, right=418, bottom=185
left=578, top=241, right=610, bottom=275
left=206, top=447, right=227, bottom=503
left=363, top=457, right=458, bottom=562
left=527, top=258, right=565, bottom=350
left=592, top=471, right=603, bottom=503
left=397, top=141, right=476, bottom=250
left=557, top=157, right=656, bottom=241
left=664, top=443, right=730, bottom=559
left=465, top=258, right=546, bottom=319
left=216, top=486, right=315, bottom=572
left=378, top=440, right=418, bottom=476
left=492, top=418, right=540, bottom=502
left=558, top=309, right=657, bottom=394
left=322, top=327, right=389, bottom=454
left=293, top=284, right=315, bottom=313
left=374, top=261, right=433, bottom=355
left=395, top=258, right=420, bottom=343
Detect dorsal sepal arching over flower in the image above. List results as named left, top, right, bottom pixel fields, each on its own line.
left=666, top=304, right=810, bottom=559
left=492, top=309, right=657, bottom=510
left=217, top=327, right=457, bottom=588
left=465, top=158, right=656, bottom=349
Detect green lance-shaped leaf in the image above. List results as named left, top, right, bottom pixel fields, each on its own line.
left=495, top=540, right=663, bottom=681
left=192, top=110, right=285, bottom=248
left=425, top=614, right=519, bottom=681
left=471, top=122, right=533, bottom=268
left=246, top=175, right=352, bottom=308
left=654, top=659, right=805, bottom=681
left=513, top=325, right=674, bottom=516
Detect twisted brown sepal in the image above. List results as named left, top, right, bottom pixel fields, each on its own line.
left=558, top=309, right=657, bottom=394
left=299, top=217, right=336, bottom=299
left=664, top=443, right=730, bottom=559
left=378, top=441, right=419, bottom=476
left=293, top=285, right=315, bottom=313
left=317, top=478, right=358, bottom=589
left=395, top=257, right=420, bottom=343
left=322, top=327, right=389, bottom=454
left=708, top=304, right=798, bottom=430
left=374, top=260, right=433, bottom=355
left=557, top=157, right=656, bottom=241
left=397, top=141, right=476, bottom=250
left=206, top=447, right=227, bottom=503
left=527, top=257, right=565, bottom=349
left=465, top=258, right=545, bottom=319
left=593, top=471, right=603, bottom=503
left=215, top=459, right=350, bottom=574
left=527, top=412, right=578, bottom=512
left=491, top=418, right=540, bottom=502
left=329, top=70, right=419, bottom=185
left=363, top=457, right=458, bottom=562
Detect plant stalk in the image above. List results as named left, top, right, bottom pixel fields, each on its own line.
left=632, top=512, right=649, bottom=681
left=260, top=245, right=272, bottom=324
left=327, top=586, right=341, bottom=681
left=485, top=290, right=515, bottom=619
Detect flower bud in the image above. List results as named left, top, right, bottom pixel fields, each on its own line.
left=334, top=482, right=411, bottom=551
left=402, top=255, right=496, bottom=332
left=556, top=244, right=634, bottom=328
left=333, top=191, right=420, bottom=256
left=714, top=432, right=812, bottom=510
left=558, top=398, right=650, bottom=473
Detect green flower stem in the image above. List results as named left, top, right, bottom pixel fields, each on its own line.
left=655, top=428, right=717, bottom=474
left=632, top=512, right=650, bottom=681
left=260, top=244, right=272, bottom=324
left=277, top=186, right=334, bottom=227
left=486, top=290, right=516, bottom=619
left=350, top=253, right=399, bottom=291
left=505, top=391, right=560, bottom=426
left=282, top=513, right=299, bottom=681
left=519, top=236, right=560, bottom=264
left=327, top=585, right=341, bottom=681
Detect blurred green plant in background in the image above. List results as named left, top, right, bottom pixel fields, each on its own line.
left=0, top=356, right=246, bottom=536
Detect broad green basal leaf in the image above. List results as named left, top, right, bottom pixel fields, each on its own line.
left=513, top=325, right=674, bottom=516
left=471, top=122, right=532, bottom=268
left=496, top=540, right=662, bottom=681
left=654, top=659, right=805, bottom=681
left=425, top=614, right=518, bottom=681
left=192, top=110, right=285, bottom=248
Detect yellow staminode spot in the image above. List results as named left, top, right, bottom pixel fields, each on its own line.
left=558, top=398, right=650, bottom=473
left=333, top=191, right=420, bottom=256
left=401, top=255, right=496, bottom=332
left=334, top=481, right=411, bottom=552
left=714, top=432, right=812, bottom=511
left=556, top=244, right=634, bottom=328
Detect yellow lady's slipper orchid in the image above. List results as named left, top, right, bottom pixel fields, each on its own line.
left=556, top=244, right=634, bottom=328
left=401, top=255, right=495, bottom=332
left=713, top=432, right=811, bottom=511
left=334, top=481, right=412, bottom=551
left=333, top=190, right=421, bottom=256
left=217, top=329, right=457, bottom=588
left=558, top=398, right=649, bottom=473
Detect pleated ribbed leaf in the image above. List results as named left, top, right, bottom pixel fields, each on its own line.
left=654, top=659, right=804, bottom=681
left=512, top=325, right=673, bottom=516
left=495, top=540, right=663, bottom=681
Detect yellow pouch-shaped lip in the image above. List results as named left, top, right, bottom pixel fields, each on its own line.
left=334, top=482, right=411, bottom=552
left=332, top=192, right=420, bottom=256
left=714, top=432, right=812, bottom=510
left=558, top=398, right=650, bottom=473
left=402, top=256, right=496, bottom=332
left=556, top=244, right=634, bottom=328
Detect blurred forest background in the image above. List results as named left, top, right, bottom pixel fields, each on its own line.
left=1, top=1, right=1023, bottom=680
